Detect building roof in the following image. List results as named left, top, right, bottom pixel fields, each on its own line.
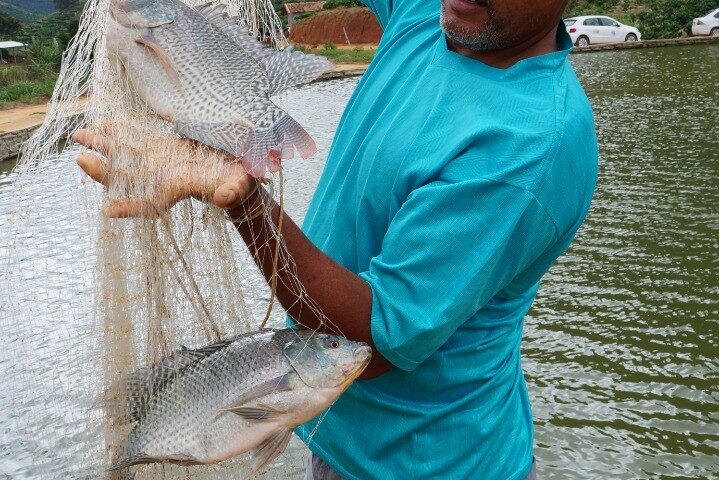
left=0, top=41, right=27, bottom=49
left=284, top=1, right=325, bottom=14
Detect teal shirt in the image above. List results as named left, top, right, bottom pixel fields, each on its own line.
left=294, top=1, right=598, bottom=479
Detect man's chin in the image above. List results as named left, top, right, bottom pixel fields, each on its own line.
left=441, top=5, right=513, bottom=53
left=441, top=21, right=491, bottom=52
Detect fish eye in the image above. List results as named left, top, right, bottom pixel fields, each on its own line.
left=328, top=340, right=339, bottom=348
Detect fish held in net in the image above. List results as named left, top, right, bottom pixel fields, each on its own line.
left=105, top=329, right=372, bottom=477
left=105, top=0, right=333, bottom=177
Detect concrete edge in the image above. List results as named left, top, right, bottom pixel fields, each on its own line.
left=0, top=124, right=39, bottom=162
left=571, top=35, right=719, bottom=53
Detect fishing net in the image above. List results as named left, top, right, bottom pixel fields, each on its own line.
left=0, top=0, right=337, bottom=478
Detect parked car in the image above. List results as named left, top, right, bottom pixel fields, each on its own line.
left=564, top=16, right=642, bottom=47
left=691, top=8, right=719, bottom=37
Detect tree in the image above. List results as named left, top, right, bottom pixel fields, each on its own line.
left=0, top=12, right=21, bottom=39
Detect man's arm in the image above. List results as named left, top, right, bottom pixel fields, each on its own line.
left=359, top=0, right=392, bottom=29
left=72, top=129, right=391, bottom=378
left=229, top=185, right=393, bottom=378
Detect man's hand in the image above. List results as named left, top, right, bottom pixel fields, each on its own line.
left=74, top=127, right=390, bottom=378
left=72, top=128, right=259, bottom=218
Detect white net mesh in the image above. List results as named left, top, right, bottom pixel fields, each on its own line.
left=1, top=0, right=337, bottom=478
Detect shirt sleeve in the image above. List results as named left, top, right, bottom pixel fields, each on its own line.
left=359, top=177, right=557, bottom=371
left=361, top=0, right=392, bottom=28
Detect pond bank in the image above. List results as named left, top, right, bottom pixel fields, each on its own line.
left=572, top=35, right=719, bottom=53
left=0, top=65, right=368, bottom=163
left=1, top=34, right=716, bottom=162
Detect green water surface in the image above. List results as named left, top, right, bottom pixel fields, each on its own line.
left=0, top=44, right=716, bottom=479
left=525, top=44, right=719, bottom=478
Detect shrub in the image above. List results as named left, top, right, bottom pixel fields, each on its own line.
left=26, top=37, right=62, bottom=79
left=0, top=66, right=28, bottom=87
left=564, top=0, right=718, bottom=39
left=635, top=0, right=717, bottom=39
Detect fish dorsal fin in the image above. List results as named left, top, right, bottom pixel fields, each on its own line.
left=194, top=3, right=333, bottom=96
left=107, top=338, right=236, bottom=423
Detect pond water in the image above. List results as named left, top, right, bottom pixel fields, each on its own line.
left=1, top=44, right=718, bottom=479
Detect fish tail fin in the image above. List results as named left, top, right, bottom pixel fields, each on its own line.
left=243, top=113, right=316, bottom=178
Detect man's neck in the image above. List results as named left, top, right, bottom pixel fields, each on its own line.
left=448, top=24, right=560, bottom=69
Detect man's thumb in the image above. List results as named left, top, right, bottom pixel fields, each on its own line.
left=214, top=184, right=238, bottom=208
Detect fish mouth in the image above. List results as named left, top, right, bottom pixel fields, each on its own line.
left=338, top=348, right=372, bottom=390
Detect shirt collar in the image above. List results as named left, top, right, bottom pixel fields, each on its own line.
left=432, top=21, right=574, bottom=80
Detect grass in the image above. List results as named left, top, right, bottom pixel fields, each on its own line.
left=295, top=44, right=376, bottom=64
left=0, top=74, right=57, bottom=105
left=0, top=66, right=29, bottom=87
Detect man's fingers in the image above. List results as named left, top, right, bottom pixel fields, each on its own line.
left=72, top=129, right=110, bottom=155
left=77, top=153, right=109, bottom=185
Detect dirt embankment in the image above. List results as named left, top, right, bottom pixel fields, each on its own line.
left=289, top=7, right=381, bottom=46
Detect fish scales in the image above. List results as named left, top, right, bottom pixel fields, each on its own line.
left=106, top=0, right=332, bottom=177
left=150, top=1, right=267, bottom=121
left=109, top=329, right=372, bottom=477
left=127, top=331, right=289, bottom=459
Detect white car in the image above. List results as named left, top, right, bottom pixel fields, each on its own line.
left=564, top=16, right=642, bottom=47
left=691, top=8, right=719, bottom=36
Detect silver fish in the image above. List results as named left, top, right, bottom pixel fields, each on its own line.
left=105, top=0, right=333, bottom=177
left=107, top=329, right=371, bottom=477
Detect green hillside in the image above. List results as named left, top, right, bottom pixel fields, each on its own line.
left=0, top=1, right=42, bottom=23
left=17, top=0, right=82, bottom=48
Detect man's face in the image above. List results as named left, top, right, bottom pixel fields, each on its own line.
left=441, top=0, right=568, bottom=52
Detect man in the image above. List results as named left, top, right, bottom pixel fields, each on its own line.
left=75, top=0, right=598, bottom=478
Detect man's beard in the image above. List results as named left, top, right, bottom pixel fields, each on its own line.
left=440, top=3, right=517, bottom=52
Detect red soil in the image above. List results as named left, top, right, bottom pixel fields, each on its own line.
left=289, top=7, right=382, bottom=46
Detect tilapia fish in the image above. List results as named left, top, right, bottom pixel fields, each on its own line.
left=107, top=329, right=371, bottom=477
left=105, top=0, right=333, bottom=177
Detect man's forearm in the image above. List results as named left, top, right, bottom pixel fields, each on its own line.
left=228, top=185, right=391, bottom=378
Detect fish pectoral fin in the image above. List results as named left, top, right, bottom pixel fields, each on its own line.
left=231, top=374, right=294, bottom=407
left=108, top=453, right=158, bottom=471
left=244, top=429, right=292, bottom=479
left=166, top=452, right=203, bottom=466
left=216, top=375, right=293, bottom=421
left=133, top=33, right=183, bottom=91
left=226, top=404, right=285, bottom=421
